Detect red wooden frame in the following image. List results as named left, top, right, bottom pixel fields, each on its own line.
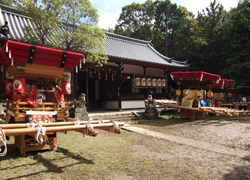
left=0, top=40, right=84, bottom=69
left=171, top=71, right=221, bottom=83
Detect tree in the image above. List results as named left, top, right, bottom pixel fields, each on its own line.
left=221, top=0, right=250, bottom=86
left=166, top=6, right=199, bottom=62
left=114, top=0, right=197, bottom=62
left=114, top=0, right=155, bottom=41
left=0, top=0, right=15, bottom=6
left=192, top=0, right=227, bottom=73
left=153, top=0, right=184, bottom=57
left=16, top=0, right=108, bottom=67
left=54, top=0, right=108, bottom=66
left=16, top=0, right=63, bottom=46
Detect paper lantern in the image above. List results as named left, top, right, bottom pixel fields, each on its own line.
left=5, top=81, right=13, bottom=93
left=162, top=79, right=166, bottom=87
left=207, top=90, right=213, bottom=99
left=13, top=78, right=25, bottom=93
left=61, top=81, right=71, bottom=94
left=152, top=78, right=157, bottom=87
left=146, top=78, right=151, bottom=86
left=176, top=89, right=181, bottom=97
left=157, top=79, right=162, bottom=87
left=227, top=92, right=232, bottom=98
left=135, top=77, right=140, bottom=86
left=141, top=78, right=146, bottom=87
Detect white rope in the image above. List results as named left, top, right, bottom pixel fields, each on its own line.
left=26, top=122, right=35, bottom=128
left=35, top=123, right=47, bottom=144
left=110, top=121, right=119, bottom=133
left=83, top=124, right=98, bottom=137
left=84, top=124, right=93, bottom=135
left=74, top=118, right=80, bottom=125
left=0, top=128, right=7, bottom=156
left=98, top=117, right=104, bottom=124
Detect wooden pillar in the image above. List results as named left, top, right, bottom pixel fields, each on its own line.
left=86, top=69, right=89, bottom=109
left=118, top=69, right=122, bottom=111
left=164, top=69, right=168, bottom=98
left=143, top=66, right=146, bottom=75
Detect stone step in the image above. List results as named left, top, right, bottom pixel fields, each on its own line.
left=88, top=111, right=144, bottom=122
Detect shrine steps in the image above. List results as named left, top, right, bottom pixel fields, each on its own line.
left=88, top=110, right=144, bottom=122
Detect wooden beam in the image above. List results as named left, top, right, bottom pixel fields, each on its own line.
left=1, top=120, right=111, bottom=129
left=2, top=122, right=124, bottom=136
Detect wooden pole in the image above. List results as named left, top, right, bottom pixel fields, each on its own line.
left=2, top=122, right=124, bottom=136
left=0, top=120, right=112, bottom=129
left=156, top=103, right=235, bottom=116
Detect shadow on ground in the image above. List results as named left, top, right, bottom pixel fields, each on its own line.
left=0, top=146, right=94, bottom=180
left=223, top=155, right=250, bottom=180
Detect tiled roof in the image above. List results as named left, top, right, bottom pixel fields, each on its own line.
left=104, top=32, right=188, bottom=67
left=0, top=4, right=188, bottom=68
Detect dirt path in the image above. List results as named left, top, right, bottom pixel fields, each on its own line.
left=122, top=124, right=250, bottom=158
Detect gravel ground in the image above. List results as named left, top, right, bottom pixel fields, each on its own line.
left=120, top=115, right=250, bottom=180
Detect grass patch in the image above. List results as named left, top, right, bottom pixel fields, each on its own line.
left=0, top=131, right=132, bottom=179
left=0, top=130, right=170, bottom=179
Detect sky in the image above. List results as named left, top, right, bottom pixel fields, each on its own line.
left=90, top=0, right=240, bottom=30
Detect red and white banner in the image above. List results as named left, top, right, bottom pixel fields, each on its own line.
left=5, top=81, right=13, bottom=93
left=61, top=81, right=71, bottom=94
left=13, top=78, right=25, bottom=93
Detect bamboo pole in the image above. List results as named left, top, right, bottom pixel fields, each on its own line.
left=0, top=120, right=111, bottom=129
left=2, top=122, right=124, bottom=136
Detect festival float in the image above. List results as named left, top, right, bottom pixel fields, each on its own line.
left=0, top=40, right=124, bottom=156
left=146, top=71, right=250, bottom=120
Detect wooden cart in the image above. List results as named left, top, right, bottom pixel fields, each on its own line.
left=0, top=40, right=83, bottom=155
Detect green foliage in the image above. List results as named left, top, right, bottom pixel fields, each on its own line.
left=153, top=0, right=182, bottom=56
left=221, top=0, right=250, bottom=86
left=115, top=0, right=197, bottom=63
left=15, top=0, right=108, bottom=67
left=53, top=0, right=108, bottom=67
left=16, top=0, right=63, bottom=46
left=191, top=0, right=227, bottom=73
left=114, top=0, right=155, bottom=41
left=0, top=0, right=14, bottom=6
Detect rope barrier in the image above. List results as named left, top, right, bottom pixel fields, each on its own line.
left=0, top=128, right=7, bottom=156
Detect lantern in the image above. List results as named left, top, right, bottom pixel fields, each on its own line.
left=5, top=81, right=13, bottom=93
left=176, top=89, right=181, bottom=97
left=135, top=77, right=140, bottom=86
left=61, top=81, right=71, bottom=94
left=152, top=78, right=157, bottom=87
left=227, top=92, right=232, bottom=98
left=13, top=78, right=25, bottom=93
left=207, top=90, right=213, bottom=99
left=162, top=79, right=166, bottom=87
left=157, top=79, right=162, bottom=87
left=141, top=78, right=146, bottom=87
left=146, top=78, right=151, bottom=86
